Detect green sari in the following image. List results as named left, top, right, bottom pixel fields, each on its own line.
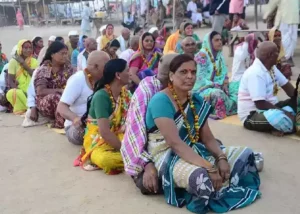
left=193, top=32, right=239, bottom=119
left=146, top=92, right=261, bottom=214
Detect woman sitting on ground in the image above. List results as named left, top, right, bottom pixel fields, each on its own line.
left=193, top=31, right=239, bottom=119
left=155, top=27, right=172, bottom=52
left=32, top=36, right=44, bottom=59
left=6, top=40, right=39, bottom=114
left=231, top=33, right=258, bottom=82
left=146, top=54, right=260, bottom=214
left=34, top=41, right=75, bottom=128
left=76, top=59, right=131, bottom=174
left=102, top=39, right=120, bottom=59
left=129, top=32, right=161, bottom=90
left=266, top=28, right=292, bottom=80
left=100, top=24, right=116, bottom=50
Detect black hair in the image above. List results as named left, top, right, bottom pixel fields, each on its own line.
left=142, top=32, right=155, bottom=42
left=109, top=39, right=121, bottom=48
left=55, top=36, right=64, bottom=43
left=210, top=31, right=221, bottom=40
left=184, top=22, right=193, bottom=30
left=106, top=24, right=114, bottom=29
left=82, top=35, right=88, bottom=40
left=81, top=58, right=127, bottom=125
left=41, top=41, right=67, bottom=65
left=32, top=36, right=42, bottom=49
left=134, top=26, right=142, bottom=35
left=169, top=54, right=195, bottom=73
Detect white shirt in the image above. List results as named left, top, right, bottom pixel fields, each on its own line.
left=238, top=58, right=288, bottom=122
left=231, top=42, right=251, bottom=82
left=77, top=50, right=87, bottom=71
left=117, top=35, right=129, bottom=53
left=187, top=1, right=198, bottom=13
left=27, top=69, right=38, bottom=108
left=60, top=70, right=93, bottom=127
left=119, top=49, right=135, bottom=63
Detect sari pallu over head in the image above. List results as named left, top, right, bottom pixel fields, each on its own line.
left=267, top=27, right=285, bottom=62
left=193, top=32, right=228, bottom=93
left=14, top=39, right=37, bottom=93
left=175, top=21, right=200, bottom=54
left=129, top=33, right=161, bottom=73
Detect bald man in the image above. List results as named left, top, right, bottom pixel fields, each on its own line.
left=77, top=38, right=98, bottom=71
left=117, top=28, right=131, bottom=52
left=58, top=51, right=110, bottom=145
left=238, top=41, right=296, bottom=136
left=121, top=54, right=179, bottom=195
left=119, top=36, right=139, bottom=63
left=181, top=36, right=197, bottom=57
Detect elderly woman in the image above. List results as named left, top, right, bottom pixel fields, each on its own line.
left=76, top=59, right=131, bottom=174
left=266, top=28, right=292, bottom=80
left=34, top=42, right=75, bottom=128
left=231, top=33, right=258, bottom=82
left=164, top=21, right=200, bottom=54
left=6, top=40, right=39, bottom=114
left=146, top=54, right=260, bottom=213
left=129, top=32, right=161, bottom=88
left=100, top=24, right=116, bottom=50
left=102, top=39, right=120, bottom=59
left=193, top=31, right=239, bottom=119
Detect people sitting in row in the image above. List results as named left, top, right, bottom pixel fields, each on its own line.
left=6, top=39, right=39, bottom=114
left=76, top=59, right=131, bottom=174
left=57, top=51, right=110, bottom=145
left=34, top=42, right=75, bottom=128
left=119, top=36, right=139, bottom=63
left=193, top=31, right=239, bottom=119
left=238, top=41, right=296, bottom=136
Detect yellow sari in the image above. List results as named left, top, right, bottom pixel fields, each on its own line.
left=268, top=27, right=285, bottom=62
left=78, top=87, right=131, bottom=175
left=163, top=30, right=180, bottom=54
left=6, top=40, right=38, bottom=114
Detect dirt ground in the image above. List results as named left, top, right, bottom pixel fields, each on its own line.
left=1, top=5, right=300, bottom=214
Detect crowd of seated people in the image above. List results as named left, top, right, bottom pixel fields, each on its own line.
left=1, top=10, right=300, bottom=212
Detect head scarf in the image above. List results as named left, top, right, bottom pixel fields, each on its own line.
left=102, top=39, right=120, bottom=59
left=267, top=27, right=285, bottom=61
left=78, top=35, right=86, bottom=52
left=130, top=32, right=157, bottom=61
left=201, top=31, right=222, bottom=59
left=180, top=21, right=192, bottom=36
left=99, top=25, right=107, bottom=35
left=17, top=39, right=32, bottom=56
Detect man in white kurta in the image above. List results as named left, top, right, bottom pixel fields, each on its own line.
left=187, top=0, right=203, bottom=25
left=263, top=0, right=299, bottom=64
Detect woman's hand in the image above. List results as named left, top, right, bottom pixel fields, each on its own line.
left=14, top=55, right=25, bottom=65
left=208, top=170, right=223, bottom=191
left=217, top=159, right=230, bottom=182
left=30, top=107, right=39, bottom=122
left=143, top=162, right=159, bottom=193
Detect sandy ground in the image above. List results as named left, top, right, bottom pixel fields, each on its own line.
left=1, top=5, right=300, bottom=214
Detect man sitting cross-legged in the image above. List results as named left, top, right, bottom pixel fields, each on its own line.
left=121, top=53, right=179, bottom=194
left=57, top=51, right=110, bottom=145
left=238, top=41, right=296, bottom=136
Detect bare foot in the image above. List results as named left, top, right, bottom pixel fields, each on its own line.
left=271, top=130, right=284, bottom=137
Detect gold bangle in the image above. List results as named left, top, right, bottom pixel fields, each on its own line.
left=215, top=154, right=228, bottom=164
left=206, top=166, right=218, bottom=173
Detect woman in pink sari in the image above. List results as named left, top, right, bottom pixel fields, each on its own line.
left=16, top=9, right=24, bottom=31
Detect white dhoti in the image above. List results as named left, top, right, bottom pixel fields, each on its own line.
left=279, top=23, right=298, bottom=59
left=191, top=12, right=203, bottom=24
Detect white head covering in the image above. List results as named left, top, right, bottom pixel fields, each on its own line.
left=11, top=45, right=17, bottom=57
left=68, top=31, right=79, bottom=37
left=49, top=36, right=56, bottom=41
left=148, top=27, right=158, bottom=34
left=99, top=25, right=107, bottom=34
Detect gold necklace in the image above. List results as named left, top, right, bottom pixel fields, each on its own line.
left=168, top=83, right=200, bottom=143
left=269, top=67, right=279, bottom=96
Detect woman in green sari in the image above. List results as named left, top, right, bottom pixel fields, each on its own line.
left=193, top=31, right=239, bottom=119
left=146, top=54, right=260, bottom=214
left=175, top=21, right=201, bottom=54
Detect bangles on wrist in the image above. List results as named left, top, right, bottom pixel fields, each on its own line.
left=215, top=153, right=228, bottom=164
left=206, top=166, right=218, bottom=173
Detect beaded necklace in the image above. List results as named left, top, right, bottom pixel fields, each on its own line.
left=205, top=48, right=222, bottom=76
left=269, top=67, right=279, bottom=96
left=141, top=52, right=157, bottom=68
left=50, top=64, right=69, bottom=89
left=168, top=83, right=200, bottom=143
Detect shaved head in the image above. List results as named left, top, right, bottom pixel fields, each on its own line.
left=256, top=41, right=279, bottom=68
left=130, top=36, right=140, bottom=51
left=121, top=28, right=131, bottom=40
left=157, top=53, right=179, bottom=86
left=181, top=36, right=196, bottom=46
left=87, top=51, right=110, bottom=80
left=85, top=38, right=97, bottom=52
left=181, top=36, right=197, bottom=56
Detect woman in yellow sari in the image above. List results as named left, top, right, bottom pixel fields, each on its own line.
left=75, top=58, right=131, bottom=175
left=6, top=39, right=38, bottom=114
left=100, top=24, right=116, bottom=50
